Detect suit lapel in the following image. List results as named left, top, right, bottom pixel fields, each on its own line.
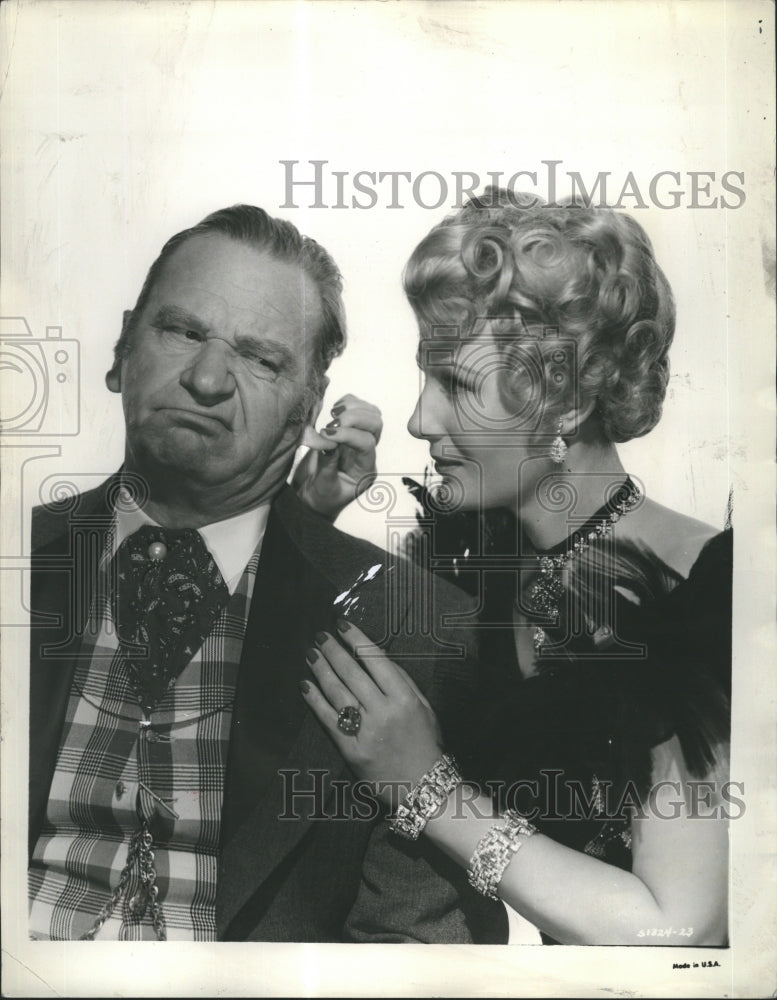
left=28, top=476, right=117, bottom=857
left=217, top=490, right=392, bottom=938
left=30, top=476, right=396, bottom=931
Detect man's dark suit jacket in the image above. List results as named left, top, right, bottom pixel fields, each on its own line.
left=29, top=477, right=506, bottom=943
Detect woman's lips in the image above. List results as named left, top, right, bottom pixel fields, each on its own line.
left=432, top=457, right=464, bottom=471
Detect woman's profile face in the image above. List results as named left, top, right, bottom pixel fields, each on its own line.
left=407, top=323, right=556, bottom=514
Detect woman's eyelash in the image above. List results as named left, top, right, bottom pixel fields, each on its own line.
left=437, top=371, right=474, bottom=393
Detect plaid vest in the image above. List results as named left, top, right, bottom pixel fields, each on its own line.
left=28, top=534, right=260, bottom=941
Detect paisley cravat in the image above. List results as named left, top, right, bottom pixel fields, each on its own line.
left=112, top=524, right=229, bottom=715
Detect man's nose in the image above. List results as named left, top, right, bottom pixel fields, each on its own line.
left=179, top=340, right=236, bottom=404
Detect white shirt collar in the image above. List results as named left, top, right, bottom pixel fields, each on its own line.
left=115, top=489, right=271, bottom=595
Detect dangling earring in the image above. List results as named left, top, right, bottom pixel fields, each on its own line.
left=549, top=419, right=568, bottom=464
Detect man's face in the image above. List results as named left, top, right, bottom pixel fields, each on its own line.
left=111, top=233, right=323, bottom=506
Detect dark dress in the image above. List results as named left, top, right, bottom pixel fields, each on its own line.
left=405, top=480, right=732, bottom=940
left=467, top=529, right=732, bottom=859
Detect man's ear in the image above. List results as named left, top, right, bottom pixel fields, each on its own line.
left=307, top=394, right=325, bottom=428
left=305, top=373, right=329, bottom=427
left=297, top=394, right=322, bottom=441
left=105, top=364, right=122, bottom=394
left=105, top=310, right=133, bottom=393
left=296, top=385, right=328, bottom=449
left=300, top=424, right=321, bottom=449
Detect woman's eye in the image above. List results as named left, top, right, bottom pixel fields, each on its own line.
left=437, top=371, right=473, bottom=395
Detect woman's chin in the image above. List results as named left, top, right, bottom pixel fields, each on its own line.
left=426, top=468, right=474, bottom=514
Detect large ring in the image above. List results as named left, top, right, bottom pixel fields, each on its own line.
left=336, top=705, right=362, bottom=735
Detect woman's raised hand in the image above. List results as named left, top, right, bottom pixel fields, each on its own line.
left=293, top=394, right=383, bottom=521
left=300, top=620, right=444, bottom=801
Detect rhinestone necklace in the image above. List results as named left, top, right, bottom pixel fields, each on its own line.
left=528, top=478, right=643, bottom=651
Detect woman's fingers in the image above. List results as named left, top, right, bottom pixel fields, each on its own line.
left=320, top=426, right=380, bottom=468
left=306, top=643, right=359, bottom=713
left=299, top=679, right=363, bottom=760
left=329, top=395, right=383, bottom=443
left=302, top=427, right=337, bottom=452
left=311, top=632, right=383, bottom=710
left=301, top=623, right=446, bottom=796
left=292, top=395, right=383, bottom=521
left=326, top=406, right=383, bottom=440
left=333, top=619, right=421, bottom=701
left=299, top=676, right=341, bottom=734
left=389, top=664, right=433, bottom=711
left=319, top=424, right=380, bottom=471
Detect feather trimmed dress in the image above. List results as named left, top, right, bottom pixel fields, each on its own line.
left=404, top=480, right=732, bottom=944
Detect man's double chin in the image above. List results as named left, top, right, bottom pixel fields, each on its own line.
left=131, top=441, right=221, bottom=484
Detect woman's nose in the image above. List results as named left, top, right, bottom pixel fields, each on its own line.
left=407, top=396, right=424, bottom=439
left=407, top=383, right=439, bottom=440
left=180, top=340, right=236, bottom=404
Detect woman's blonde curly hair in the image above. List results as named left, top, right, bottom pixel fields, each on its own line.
left=403, top=188, right=676, bottom=443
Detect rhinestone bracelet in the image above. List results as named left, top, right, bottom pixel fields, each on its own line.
left=388, top=753, right=463, bottom=840
left=467, top=810, right=538, bottom=901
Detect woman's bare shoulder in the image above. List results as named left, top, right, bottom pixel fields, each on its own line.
left=649, top=733, right=730, bottom=788
left=620, top=497, right=720, bottom=581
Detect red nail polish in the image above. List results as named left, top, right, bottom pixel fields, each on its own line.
left=299, top=679, right=310, bottom=694
left=336, top=617, right=352, bottom=632
left=305, top=647, right=319, bottom=664
left=315, top=631, right=329, bottom=645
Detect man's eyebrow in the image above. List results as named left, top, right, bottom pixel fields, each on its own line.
left=234, top=335, right=297, bottom=370
left=150, top=307, right=297, bottom=370
left=151, top=305, right=209, bottom=331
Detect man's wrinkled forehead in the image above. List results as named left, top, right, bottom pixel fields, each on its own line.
left=145, top=233, right=322, bottom=347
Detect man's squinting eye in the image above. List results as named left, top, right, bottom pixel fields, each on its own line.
left=241, top=352, right=280, bottom=375
left=156, top=326, right=282, bottom=376
left=158, top=324, right=204, bottom=343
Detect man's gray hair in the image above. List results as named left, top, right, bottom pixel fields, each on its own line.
left=111, top=204, right=346, bottom=396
